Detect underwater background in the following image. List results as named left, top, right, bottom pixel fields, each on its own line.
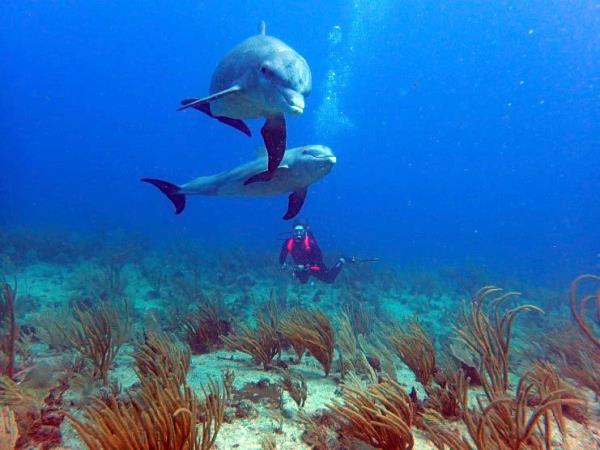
left=3, top=0, right=599, bottom=279
left=1, top=1, right=600, bottom=449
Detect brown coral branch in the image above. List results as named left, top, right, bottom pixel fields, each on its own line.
left=424, top=370, right=463, bottom=420
left=281, top=309, right=335, bottom=376
left=422, top=409, right=470, bottom=450
left=277, top=368, right=307, bottom=409
left=57, top=299, right=130, bottom=385
left=183, top=302, right=231, bottom=354
left=198, top=378, right=227, bottom=450
left=221, top=316, right=280, bottom=370
left=455, top=286, right=543, bottom=401
left=133, top=332, right=191, bottom=387
left=558, top=348, right=600, bottom=398
left=68, top=375, right=225, bottom=450
left=1, top=283, right=18, bottom=380
left=328, top=378, right=414, bottom=450
left=0, top=407, right=19, bottom=450
left=525, top=361, right=588, bottom=428
left=451, top=370, right=585, bottom=449
left=568, top=274, right=600, bottom=350
left=389, top=321, right=436, bottom=387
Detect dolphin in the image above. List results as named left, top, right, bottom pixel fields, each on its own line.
left=178, top=21, right=312, bottom=185
left=141, top=145, right=335, bottom=220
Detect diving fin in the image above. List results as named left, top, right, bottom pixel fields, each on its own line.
left=244, top=114, right=286, bottom=185
left=283, top=187, right=307, bottom=220
left=141, top=178, right=186, bottom=214
left=179, top=93, right=251, bottom=137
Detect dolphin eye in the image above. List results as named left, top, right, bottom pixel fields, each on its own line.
left=260, top=65, right=272, bottom=76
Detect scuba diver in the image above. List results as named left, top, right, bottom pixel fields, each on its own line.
left=279, top=222, right=355, bottom=284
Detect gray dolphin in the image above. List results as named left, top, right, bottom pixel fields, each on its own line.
left=141, top=145, right=335, bottom=220
left=178, top=21, right=312, bottom=185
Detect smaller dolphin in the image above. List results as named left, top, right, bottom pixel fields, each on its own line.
left=142, top=145, right=335, bottom=220
left=178, top=21, right=312, bottom=185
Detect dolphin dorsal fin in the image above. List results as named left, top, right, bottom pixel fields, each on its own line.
left=258, top=20, right=266, bottom=36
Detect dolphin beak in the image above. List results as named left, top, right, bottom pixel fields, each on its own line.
left=290, top=105, right=304, bottom=114
left=287, top=92, right=305, bottom=115
left=329, top=156, right=337, bottom=164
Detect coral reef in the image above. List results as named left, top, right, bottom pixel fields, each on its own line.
left=1, top=229, right=599, bottom=449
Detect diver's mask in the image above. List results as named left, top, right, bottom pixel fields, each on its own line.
left=293, top=225, right=307, bottom=241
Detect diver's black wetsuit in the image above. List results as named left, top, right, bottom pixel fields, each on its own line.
left=279, top=231, right=344, bottom=284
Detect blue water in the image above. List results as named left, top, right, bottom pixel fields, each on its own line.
left=2, top=1, right=598, bottom=282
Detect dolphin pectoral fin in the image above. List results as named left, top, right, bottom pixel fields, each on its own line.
left=243, top=170, right=273, bottom=185
left=141, top=178, right=186, bottom=214
left=283, top=187, right=307, bottom=220
left=177, top=85, right=242, bottom=111
left=215, top=116, right=252, bottom=137
left=262, top=115, right=286, bottom=173
left=180, top=98, right=251, bottom=137
left=244, top=115, right=286, bottom=185
left=245, top=165, right=289, bottom=185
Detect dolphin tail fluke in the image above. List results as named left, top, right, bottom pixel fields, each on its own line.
left=179, top=98, right=251, bottom=137
left=141, top=178, right=186, bottom=214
